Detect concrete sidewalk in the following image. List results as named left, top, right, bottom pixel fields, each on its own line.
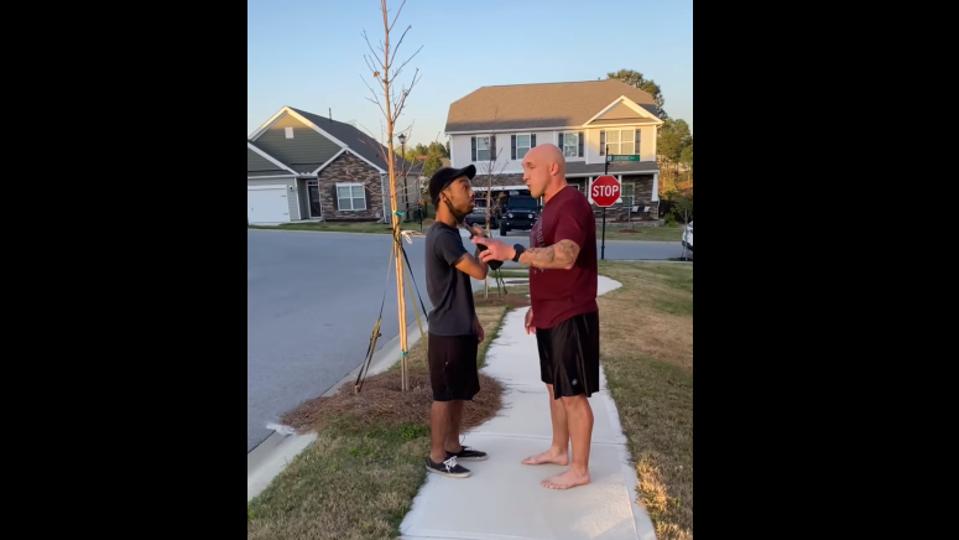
left=400, top=276, right=656, bottom=540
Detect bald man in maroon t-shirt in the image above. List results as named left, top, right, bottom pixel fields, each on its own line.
left=473, top=144, right=599, bottom=490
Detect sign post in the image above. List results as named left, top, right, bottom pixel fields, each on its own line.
left=590, top=174, right=621, bottom=260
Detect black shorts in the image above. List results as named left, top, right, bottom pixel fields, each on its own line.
left=428, top=333, right=480, bottom=401
left=536, top=311, right=600, bottom=399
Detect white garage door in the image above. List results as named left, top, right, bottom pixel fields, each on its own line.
left=248, top=186, right=290, bottom=224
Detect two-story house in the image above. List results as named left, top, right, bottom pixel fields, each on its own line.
left=445, top=79, right=664, bottom=220
left=247, top=106, right=418, bottom=224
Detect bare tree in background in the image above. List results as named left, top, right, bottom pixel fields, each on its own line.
left=477, top=128, right=511, bottom=298
left=359, top=0, right=422, bottom=392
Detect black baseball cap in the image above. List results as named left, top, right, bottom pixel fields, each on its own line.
left=429, top=164, right=476, bottom=206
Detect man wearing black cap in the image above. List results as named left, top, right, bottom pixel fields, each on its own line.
left=423, top=164, right=490, bottom=478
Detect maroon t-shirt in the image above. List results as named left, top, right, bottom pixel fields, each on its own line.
left=528, top=185, right=598, bottom=329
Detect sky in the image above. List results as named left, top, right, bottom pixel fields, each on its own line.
left=249, top=0, right=692, bottom=147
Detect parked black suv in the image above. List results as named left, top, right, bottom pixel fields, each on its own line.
left=499, top=195, right=539, bottom=236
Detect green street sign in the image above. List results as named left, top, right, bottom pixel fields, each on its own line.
left=607, top=155, right=641, bottom=162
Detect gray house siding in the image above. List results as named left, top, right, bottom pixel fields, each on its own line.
left=253, top=112, right=343, bottom=174
left=248, top=148, right=288, bottom=174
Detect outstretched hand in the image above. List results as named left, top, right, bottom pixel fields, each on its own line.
left=472, top=236, right=514, bottom=264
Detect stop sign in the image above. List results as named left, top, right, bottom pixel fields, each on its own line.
left=590, top=175, right=621, bottom=207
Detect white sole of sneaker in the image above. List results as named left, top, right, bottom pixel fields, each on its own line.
left=451, top=455, right=488, bottom=461
left=425, top=465, right=471, bottom=478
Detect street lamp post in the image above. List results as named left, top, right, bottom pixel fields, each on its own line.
left=398, top=133, right=408, bottom=222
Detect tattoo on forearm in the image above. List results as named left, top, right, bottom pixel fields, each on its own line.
left=523, top=246, right=555, bottom=267
left=522, top=239, right=580, bottom=269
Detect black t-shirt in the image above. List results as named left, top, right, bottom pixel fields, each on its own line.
left=425, top=222, right=476, bottom=336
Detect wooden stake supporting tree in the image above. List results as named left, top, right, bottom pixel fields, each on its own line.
left=361, top=0, right=422, bottom=391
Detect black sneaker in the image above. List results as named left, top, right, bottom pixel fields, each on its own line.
left=446, top=445, right=488, bottom=461
left=425, top=456, right=471, bottom=478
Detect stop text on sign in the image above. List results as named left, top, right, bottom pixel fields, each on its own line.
left=592, top=185, right=619, bottom=197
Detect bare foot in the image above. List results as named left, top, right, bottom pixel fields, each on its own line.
left=541, top=469, right=590, bottom=490
left=521, top=449, right=568, bottom=466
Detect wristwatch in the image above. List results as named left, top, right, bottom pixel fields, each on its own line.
left=512, top=244, right=526, bottom=262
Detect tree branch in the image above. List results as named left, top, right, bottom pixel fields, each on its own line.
left=391, top=69, right=420, bottom=123
left=361, top=30, right=384, bottom=69
left=361, top=76, right=389, bottom=119
left=390, top=44, right=423, bottom=82
left=388, top=24, right=412, bottom=68
left=388, top=0, right=408, bottom=33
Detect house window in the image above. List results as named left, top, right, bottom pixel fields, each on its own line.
left=476, top=136, right=491, bottom=161
left=336, top=183, right=367, bottom=211
left=515, top=134, right=531, bottom=159
left=560, top=132, right=580, bottom=158
left=285, top=127, right=294, bottom=139
left=601, top=129, right=636, bottom=155
left=621, top=182, right=635, bottom=208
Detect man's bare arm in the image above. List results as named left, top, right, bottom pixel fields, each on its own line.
left=454, top=252, right=488, bottom=280
left=472, top=236, right=580, bottom=270
left=518, top=239, right=580, bottom=270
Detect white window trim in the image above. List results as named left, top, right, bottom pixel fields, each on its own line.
left=335, top=182, right=368, bottom=212
left=475, top=135, right=492, bottom=162
left=514, top=133, right=532, bottom=160
left=559, top=131, right=581, bottom=158
left=284, top=126, right=294, bottom=139
left=601, top=128, right=637, bottom=156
